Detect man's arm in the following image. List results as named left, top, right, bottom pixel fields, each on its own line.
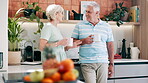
left=107, top=42, right=114, bottom=64
left=73, top=35, right=94, bottom=45
left=107, top=41, right=114, bottom=78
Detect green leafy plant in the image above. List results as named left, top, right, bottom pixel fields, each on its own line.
left=22, top=1, right=44, bottom=34
left=22, top=2, right=41, bottom=11
left=16, top=1, right=44, bottom=34
left=104, top=2, right=132, bottom=27
left=29, top=13, right=44, bottom=34
left=8, top=10, right=26, bottom=51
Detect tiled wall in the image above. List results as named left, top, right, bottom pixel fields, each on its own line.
left=9, top=0, right=132, bottom=19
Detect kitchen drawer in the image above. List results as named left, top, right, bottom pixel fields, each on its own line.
left=114, top=64, right=148, bottom=77
left=115, top=77, right=148, bottom=83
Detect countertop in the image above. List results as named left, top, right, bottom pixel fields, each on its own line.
left=8, top=59, right=148, bottom=73
left=114, top=59, right=148, bottom=63
left=1, top=59, right=147, bottom=83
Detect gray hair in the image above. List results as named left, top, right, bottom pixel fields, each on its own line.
left=87, top=2, right=100, bottom=12
left=46, top=4, right=64, bottom=21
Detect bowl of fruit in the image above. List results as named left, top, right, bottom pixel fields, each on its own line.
left=23, top=59, right=79, bottom=83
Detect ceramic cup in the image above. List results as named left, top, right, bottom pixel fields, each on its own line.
left=67, top=38, right=73, bottom=46
left=93, top=33, right=101, bottom=42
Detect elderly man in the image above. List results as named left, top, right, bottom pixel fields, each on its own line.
left=72, top=2, right=114, bottom=83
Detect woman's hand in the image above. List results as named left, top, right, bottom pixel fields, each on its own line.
left=58, top=38, right=68, bottom=46
left=65, top=40, right=82, bottom=51
left=73, top=40, right=82, bottom=48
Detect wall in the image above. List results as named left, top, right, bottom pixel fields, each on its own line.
left=134, top=0, right=148, bottom=60
left=9, top=0, right=132, bottom=19
left=19, top=22, right=134, bottom=59
left=0, top=0, right=8, bottom=71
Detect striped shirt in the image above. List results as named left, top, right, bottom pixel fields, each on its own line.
left=72, top=20, right=114, bottom=63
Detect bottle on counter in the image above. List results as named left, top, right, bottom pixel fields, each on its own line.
left=127, top=47, right=131, bottom=59
left=121, top=39, right=126, bottom=58
left=126, top=42, right=134, bottom=59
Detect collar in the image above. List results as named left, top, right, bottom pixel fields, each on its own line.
left=83, top=19, right=103, bottom=25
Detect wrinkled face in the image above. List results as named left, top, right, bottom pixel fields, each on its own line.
left=56, top=11, right=64, bottom=22
left=85, top=6, right=99, bottom=21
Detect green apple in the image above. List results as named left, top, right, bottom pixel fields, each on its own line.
left=44, top=68, right=58, bottom=77
left=72, top=69, right=79, bottom=78
left=30, top=70, right=44, bottom=82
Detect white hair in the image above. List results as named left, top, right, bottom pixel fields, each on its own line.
left=46, top=4, right=64, bottom=21
left=87, top=2, right=100, bottom=12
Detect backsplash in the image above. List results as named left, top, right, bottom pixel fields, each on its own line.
left=9, top=0, right=132, bottom=19
left=19, top=21, right=134, bottom=59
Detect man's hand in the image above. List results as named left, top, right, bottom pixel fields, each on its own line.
left=81, top=35, right=94, bottom=45
left=108, top=64, right=114, bottom=78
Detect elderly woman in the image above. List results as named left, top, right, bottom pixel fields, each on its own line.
left=40, top=4, right=81, bottom=62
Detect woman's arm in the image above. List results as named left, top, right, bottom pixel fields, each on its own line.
left=65, top=40, right=82, bottom=51
left=39, top=39, right=68, bottom=51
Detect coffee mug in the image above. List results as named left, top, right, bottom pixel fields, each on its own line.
left=67, top=38, right=73, bottom=46
left=93, top=33, right=101, bottom=42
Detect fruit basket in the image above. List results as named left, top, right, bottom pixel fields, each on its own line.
left=24, top=48, right=79, bottom=83
left=23, top=59, right=79, bottom=83
left=24, top=80, right=77, bottom=83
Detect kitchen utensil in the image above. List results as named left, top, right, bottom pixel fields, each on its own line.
left=72, top=10, right=83, bottom=20
left=34, top=51, right=41, bottom=61
left=63, top=10, right=70, bottom=20
left=23, top=41, right=34, bottom=62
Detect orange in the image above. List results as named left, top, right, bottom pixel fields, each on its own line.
left=49, top=72, right=61, bottom=82
left=42, top=59, right=59, bottom=70
left=23, top=75, right=31, bottom=82
left=58, top=59, right=74, bottom=73
left=62, top=71, right=77, bottom=81
left=41, top=78, right=53, bottom=83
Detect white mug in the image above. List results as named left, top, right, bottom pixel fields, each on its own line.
left=67, top=38, right=73, bottom=46
left=93, top=33, right=101, bottom=42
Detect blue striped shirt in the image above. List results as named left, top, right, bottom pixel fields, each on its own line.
left=72, top=20, right=114, bottom=63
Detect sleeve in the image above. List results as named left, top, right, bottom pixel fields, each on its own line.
left=71, top=24, right=79, bottom=39
left=107, top=26, right=114, bottom=42
left=40, top=25, right=52, bottom=41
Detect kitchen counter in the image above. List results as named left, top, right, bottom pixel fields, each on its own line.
left=8, top=59, right=148, bottom=73
left=4, top=59, right=148, bottom=83
left=114, top=59, right=148, bottom=63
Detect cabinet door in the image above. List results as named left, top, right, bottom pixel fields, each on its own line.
left=0, top=73, right=4, bottom=83
left=115, top=78, right=148, bottom=83
left=107, top=80, right=114, bottom=83
left=114, top=64, right=148, bottom=77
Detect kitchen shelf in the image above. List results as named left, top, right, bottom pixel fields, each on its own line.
left=36, top=19, right=141, bottom=25
left=18, top=18, right=140, bottom=26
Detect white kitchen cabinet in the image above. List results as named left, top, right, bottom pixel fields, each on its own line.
left=114, top=64, right=148, bottom=77
left=110, top=60, right=148, bottom=83
left=115, top=78, right=148, bottom=83
left=107, top=80, right=114, bottom=83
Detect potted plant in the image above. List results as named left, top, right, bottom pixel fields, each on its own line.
left=42, top=11, right=47, bottom=19
left=21, top=1, right=44, bottom=34
left=104, top=2, right=132, bottom=27
left=8, top=9, right=25, bottom=65
left=29, top=13, right=44, bottom=34
left=22, top=2, right=41, bottom=18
